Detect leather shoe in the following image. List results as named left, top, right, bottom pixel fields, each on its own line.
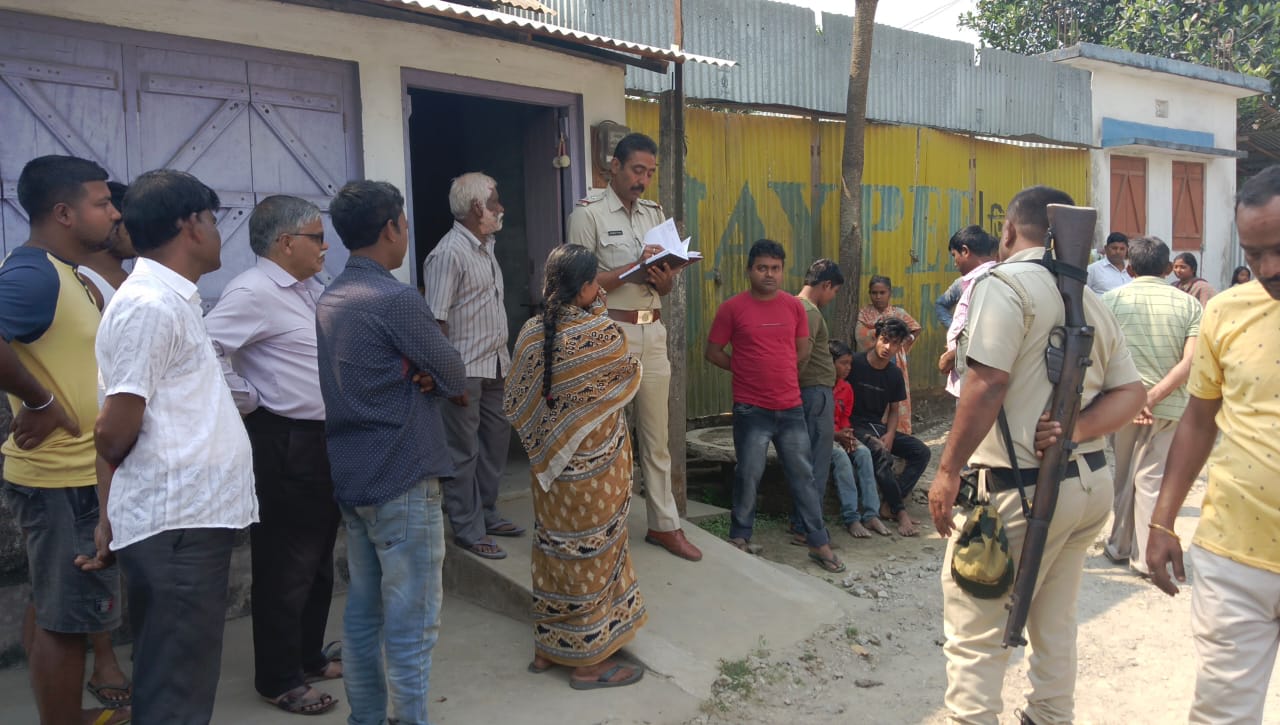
left=644, top=528, right=702, bottom=562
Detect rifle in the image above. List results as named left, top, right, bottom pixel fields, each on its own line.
left=1001, top=203, right=1097, bottom=648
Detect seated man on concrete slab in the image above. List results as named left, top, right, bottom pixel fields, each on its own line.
left=846, top=317, right=931, bottom=537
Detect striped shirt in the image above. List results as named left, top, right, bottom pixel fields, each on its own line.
left=1102, top=276, right=1201, bottom=421
left=422, top=221, right=510, bottom=379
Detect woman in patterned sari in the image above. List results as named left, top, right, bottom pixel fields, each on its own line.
left=504, top=244, right=647, bottom=690
left=854, top=275, right=922, bottom=435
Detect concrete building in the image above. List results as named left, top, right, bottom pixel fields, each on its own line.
left=0, top=0, right=729, bottom=661
left=1044, top=43, right=1269, bottom=288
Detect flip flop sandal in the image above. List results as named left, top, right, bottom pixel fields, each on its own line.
left=304, top=641, right=344, bottom=683
left=456, top=537, right=507, bottom=560
left=487, top=520, right=526, bottom=537
left=808, top=551, right=847, bottom=573
left=528, top=660, right=554, bottom=674
left=264, top=686, right=339, bottom=716
left=87, top=680, right=133, bottom=707
left=92, top=708, right=131, bottom=725
left=569, top=663, right=645, bottom=690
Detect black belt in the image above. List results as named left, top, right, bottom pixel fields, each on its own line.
left=984, top=450, right=1107, bottom=493
left=247, top=408, right=325, bottom=432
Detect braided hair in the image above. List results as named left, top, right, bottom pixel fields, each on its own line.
left=539, top=244, right=600, bottom=409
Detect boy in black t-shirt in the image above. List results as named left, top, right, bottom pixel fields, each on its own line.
left=848, top=317, right=932, bottom=536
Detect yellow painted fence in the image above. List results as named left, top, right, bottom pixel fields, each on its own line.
left=625, top=99, right=1088, bottom=418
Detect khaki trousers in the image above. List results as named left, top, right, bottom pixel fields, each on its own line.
left=1104, top=418, right=1178, bottom=574
left=942, top=464, right=1112, bottom=725
left=1189, top=545, right=1280, bottom=725
left=619, top=319, right=680, bottom=532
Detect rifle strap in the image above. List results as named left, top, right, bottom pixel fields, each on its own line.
left=997, top=408, right=1032, bottom=519
left=1037, top=249, right=1089, bottom=285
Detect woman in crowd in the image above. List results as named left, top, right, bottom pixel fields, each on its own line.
left=854, top=275, right=922, bottom=435
left=1231, top=265, right=1253, bottom=286
left=504, top=244, right=647, bottom=691
left=1171, top=252, right=1216, bottom=305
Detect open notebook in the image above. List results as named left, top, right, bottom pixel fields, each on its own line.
left=617, top=218, right=702, bottom=283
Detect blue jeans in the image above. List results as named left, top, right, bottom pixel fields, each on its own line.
left=832, top=443, right=880, bottom=525
left=340, top=478, right=445, bottom=725
left=731, top=403, right=829, bottom=547
left=791, top=386, right=834, bottom=534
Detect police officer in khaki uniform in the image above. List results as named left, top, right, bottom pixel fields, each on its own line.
left=926, top=186, right=1145, bottom=725
left=567, top=132, right=702, bottom=562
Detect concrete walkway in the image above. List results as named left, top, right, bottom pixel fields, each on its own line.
left=0, top=494, right=850, bottom=723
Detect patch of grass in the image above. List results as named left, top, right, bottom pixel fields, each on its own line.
left=845, top=625, right=859, bottom=640
left=696, top=513, right=731, bottom=539
left=715, top=656, right=755, bottom=703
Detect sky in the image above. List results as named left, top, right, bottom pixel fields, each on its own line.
left=775, top=0, right=981, bottom=46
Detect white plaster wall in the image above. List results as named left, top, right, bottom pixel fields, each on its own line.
left=0, top=0, right=628, bottom=280
left=1085, top=68, right=1245, bottom=289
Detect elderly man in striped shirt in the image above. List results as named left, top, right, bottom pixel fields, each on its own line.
left=423, top=172, right=522, bottom=560
left=1100, top=235, right=1200, bottom=576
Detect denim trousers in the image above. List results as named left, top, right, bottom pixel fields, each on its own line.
left=731, top=403, right=829, bottom=547
left=791, top=386, right=835, bottom=534
left=832, top=443, right=880, bottom=525
left=340, top=478, right=445, bottom=725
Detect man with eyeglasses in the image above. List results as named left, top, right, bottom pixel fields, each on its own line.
left=204, top=195, right=343, bottom=715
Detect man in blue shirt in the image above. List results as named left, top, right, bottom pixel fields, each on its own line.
left=316, top=180, right=465, bottom=725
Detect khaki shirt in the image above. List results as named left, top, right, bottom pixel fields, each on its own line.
left=567, top=185, right=665, bottom=311
left=963, top=247, right=1140, bottom=470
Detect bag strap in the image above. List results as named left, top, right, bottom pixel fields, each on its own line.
left=997, top=408, right=1032, bottom=519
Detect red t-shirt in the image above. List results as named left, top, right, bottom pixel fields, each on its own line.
left=708, top=291, right=808, bottom=410
left=833, top=378, right=854, bottom=429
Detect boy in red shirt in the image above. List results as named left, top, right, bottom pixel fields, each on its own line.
left=830, top=341, right=889, bottom=537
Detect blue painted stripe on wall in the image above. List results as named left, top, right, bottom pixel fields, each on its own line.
left=1101, top=118, right=1214, bottom=149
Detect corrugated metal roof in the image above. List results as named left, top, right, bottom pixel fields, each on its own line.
left=376, top=0, right=735, bottom=67
left=515, top=0, right=1094, bottom=146
left=1043, top=43, right=1271, bottom=95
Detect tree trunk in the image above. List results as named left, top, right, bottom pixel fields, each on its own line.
left=832, top=0, right=879, bottom=343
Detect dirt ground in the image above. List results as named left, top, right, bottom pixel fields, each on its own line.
left=684, top=423, right=1280, bottom=725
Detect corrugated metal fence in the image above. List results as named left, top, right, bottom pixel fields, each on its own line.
left=627, top=99, right=1089, bottom=417
left=522, top=0, right=1093, bottom=145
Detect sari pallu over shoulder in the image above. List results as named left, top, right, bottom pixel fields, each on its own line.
left=503, top=304, right=641, bottom=491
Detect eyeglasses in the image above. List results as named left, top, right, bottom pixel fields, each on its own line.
left=288, top=232, right=326, bottom=245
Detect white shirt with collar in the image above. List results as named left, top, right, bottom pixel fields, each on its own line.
left=1087, top=258, right=1132, bottom=295
left=96, top=257, right=257, bottom=550
left=421, top=221, right=510, bottom=379
left=204, top=256, right=327, bottom=420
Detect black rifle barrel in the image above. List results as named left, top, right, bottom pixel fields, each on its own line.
left=1002, top=203, right=1097, bottom=648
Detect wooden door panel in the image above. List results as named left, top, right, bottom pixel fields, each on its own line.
left=1172, top=161, right=1204, bottom=252
left=1109, top=155, right=1146, bottom=238
left=0, top=25, right=126, bottom=253
left=135, top=45, right=255, bottom=305
left=246, top=60, right=351, bottom=284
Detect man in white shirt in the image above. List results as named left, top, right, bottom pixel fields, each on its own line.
left=204, top=195, right=341, bottom=715
left=937, top=225, right=998, bottom=397
left=89, top=169, right=257, bottom=723
left=422, top=173, right=521, bottom=560
left=1086, top=232, right=1132, bottom=295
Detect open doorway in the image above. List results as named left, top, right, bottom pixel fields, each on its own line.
left=406, top=84, right=579, bottom=343
left=403, top=72, right=583, bottom=493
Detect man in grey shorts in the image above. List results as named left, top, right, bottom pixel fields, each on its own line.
left=0, top=155, right=127, bottom=724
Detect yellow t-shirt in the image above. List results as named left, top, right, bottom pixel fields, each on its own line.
left=1185, top=280, right=1280, bottom=573
left=0, top=248, right=100, bottom=487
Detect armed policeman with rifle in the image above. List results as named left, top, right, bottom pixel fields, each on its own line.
left=926, top=186, right=1146, bottom=725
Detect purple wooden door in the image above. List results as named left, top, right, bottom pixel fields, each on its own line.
left=0, top=21, right=128, bottom=255
left=0, top=10, right=361, bottom=304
